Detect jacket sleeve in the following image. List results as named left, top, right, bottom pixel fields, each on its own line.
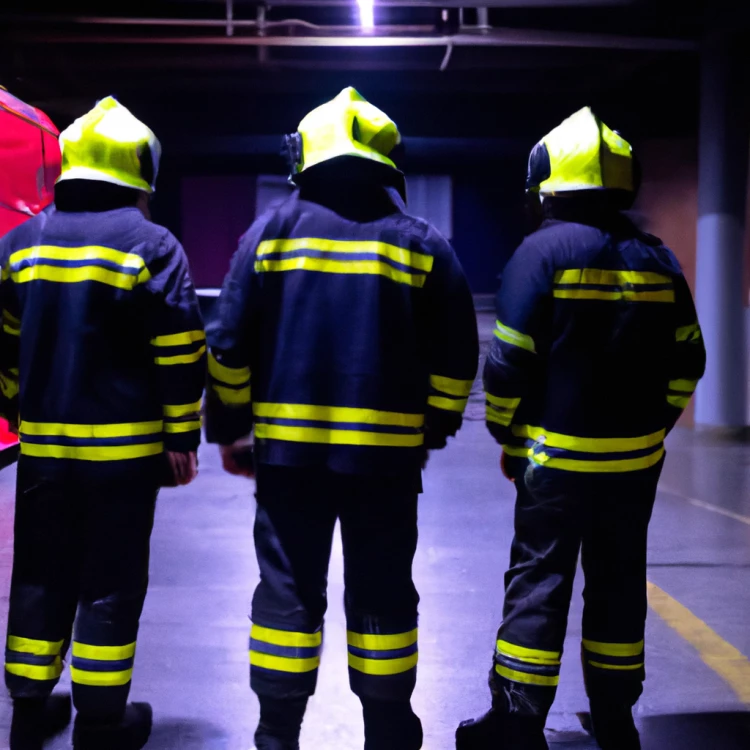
left=0, top=252, right=20, bottom=426
left=144, top=233, right=206, bottom=453
left=483, top=237, right=554, bottom=445
left=665, top=273, right=706, bottom=432
left=421, top=234, right=479, bottom=448
left=204, top=224, right=262, bottom=446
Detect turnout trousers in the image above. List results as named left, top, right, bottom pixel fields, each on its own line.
left=491, top=458, right=663, bottom=717
left=249, top=464, right=420, bottom=704
left=5, top=458, right=158, bottom=723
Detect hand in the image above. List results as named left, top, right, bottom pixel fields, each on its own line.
left=220, top=444, right=255, bottom=478
left=500, top=451, right=515, bottom=483
left=167, top=451, right=198, bottom=486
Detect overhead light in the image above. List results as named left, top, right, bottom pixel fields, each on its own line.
left=358, top=0, right=374, bottom=30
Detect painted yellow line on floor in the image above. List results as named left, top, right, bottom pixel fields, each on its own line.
left=647, top=582, right=750, bottom=703
left=658, top=485, right=750, bottom=527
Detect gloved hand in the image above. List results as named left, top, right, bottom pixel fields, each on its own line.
left=500, top=451, right=515, bottom=483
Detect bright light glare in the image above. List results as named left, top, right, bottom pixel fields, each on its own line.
left=358, top=0, right=374, bottom=30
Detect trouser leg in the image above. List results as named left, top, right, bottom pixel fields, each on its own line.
left=5, top=467, right=78, bottom=700
left=340, top=474, right=422, bottom=750
left=580, top=464, right=661, bottom=719
left=493, top=463, right=584, bottom=719
left=71, top=481, right=157, bottom=724
left=250, top=465, right=336, bottom=748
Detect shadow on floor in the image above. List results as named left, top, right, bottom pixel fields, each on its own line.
left=147, top=718, right=232, bottom=750
left=640, top=712, right=750, bottom=749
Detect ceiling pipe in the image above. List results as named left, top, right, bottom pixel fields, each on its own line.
left=476, top=7, right=490, bottom=32
left=226, top=0, right=234, bottom=36
left=13, top=29, right=697, bottom=51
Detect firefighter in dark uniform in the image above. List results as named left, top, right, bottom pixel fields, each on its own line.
left=0, top=97, right=205, bottom=750
left=457, top=108, right=706, bottom=750
left=205, top=87, right=479, bottom=750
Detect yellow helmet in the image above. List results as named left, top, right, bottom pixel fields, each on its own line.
left=286, top=87, right=401, bottom=175
left=57, top=97, right=161, bottom=194
left=526, top=107, right=635, bottom=196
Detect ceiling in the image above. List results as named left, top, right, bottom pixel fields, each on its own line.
left=1, top=1, right=748, bottom=166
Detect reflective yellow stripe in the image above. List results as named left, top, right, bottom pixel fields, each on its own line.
left=3, top=323, right=19, bottom=337
left=164, top=420, right=202, bottom=434
left=486, top=394, right=521, bottom=410
left=587, top=660, right=644, bottom=671
left=676, top=322, right=702, bottom=342
left=513, top=425, right=665, bottom=454
left=2, top=309, right=20, bottom=327
left=495, top=664, right=559, bottom=687
left=486, top=407, right=513, bottom=427
left=6, top=658, right=62, bottom=681
left=7, top=636, right=64, bottom=656
left=669, top=379, right=699, bottom=393
left=20, top=421, right=163, bottom=438
left=155, top=345, right=206, bottom=366
left=347, top=629, right=418, bottom=651
left=256, top=257, right=428, bottom=288
left=497, top=640, right=561, bottom=666
left=554, top=289, right=674, bottom=302
left=2, top=310, right=20, bottom=337
left=253, top=403, right=424, bottom=428
left=0, top=370, right=19, bottom=400
left=503, top=445, right=532, bottom=459
left=213, top=385, right=252, bottom=406
left=582, top=639, right=643, bottom=657
left=494, top=321, right=536, bottom=353
left=348, top=652, right=418, bottom=675
left=668, top=394, right=691, bottom=409
left=257, top=238, right=434, bottom=272
left=250, top=651, right=320, bottom=673
left=532, top=446, right=665, bottom=473
left=12, top=265, right=150, bottom=290
left=21, top=443, right=164, bottom=461
left=151, top=330, right=205, bottom=347
left=430, top=375, right=474, bottom=397
left=554, top=269, right=671, bottom=286
left=428, top=395, right=468, bottom=413
left=10, top=245, right=146, bottom=270
left=251, top=625, right=322, bottom=649
left=254, top=423, right=424, bottom=448
left=70, top=666, right=133, bottom=687
left=72, top=642, right=136, bottom=660
left=208, top=353, right=251, bottom=386
left=163, top=400, right=203, bottom=419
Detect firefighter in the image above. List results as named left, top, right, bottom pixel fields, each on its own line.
left=0, top=96, right=205, bottom=750
left=205, top=87, right=479, bottom=750
left=456, top=108, right=706, bottom=750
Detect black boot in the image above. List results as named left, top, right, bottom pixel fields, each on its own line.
left=253, top=696, right=307, bottom=750
left=361, top=698, right=423, bottom=750
left=10, top=694, right=73, bottom=750
left=73, top=702, right=153, bottom=750
left=456, top=708, right=548, bottom=749
left=589, top=702, right=641, bottom=750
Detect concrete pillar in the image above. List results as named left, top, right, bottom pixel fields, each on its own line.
left=694, top=33, right=749, bottom=429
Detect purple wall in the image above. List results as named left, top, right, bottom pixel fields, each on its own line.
left=181, top=176, right=256, bottom=288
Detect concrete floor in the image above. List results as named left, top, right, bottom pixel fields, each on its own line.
left=0, top=315, right=749, bottom=749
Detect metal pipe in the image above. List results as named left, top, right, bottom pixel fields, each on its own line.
left=14, top=29, right=697, bottom=51
left=226, top=0, right=234, bottom=36
left=476, top=8, right=490, bottom=32
left=257, top=4, right=269, bottom=64
left=264, top=0, right=632, bottom=5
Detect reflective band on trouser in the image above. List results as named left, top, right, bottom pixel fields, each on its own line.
left=667, top=378, right=698, bottom=410
left=486, top=393, right=521, bottom=427
left=208, top=352, right=251, bottom=407
left=582, top=639, right=644, bottom=673
left=6, top=246, right=151, bottom=290
left=676, top=322, right=702, bottom=343
left=255, top=238, right=434, bottom=288
left=0, top=367, right=19, bottom=400
left=553, top=269, right=675, bottom=303
left=163, top=399, right=203, bottom=434
left=347, top=628, right=418, bottom=700
left=253, top=403, right=424, bottom=448
left=2, top=308, right=20, bottom=337
left=151, top=330, right=206, bottom=366
left=428, top=374, right=473, bottom=414
left=494, top=640, right=561, bottom=687
left=19, top=421, right=164, bottom=462
left=5, top=636, right=64, bottom=690
left=250, top=624, right=322, bottom=674
left=70, top=641, right=136, bottom=687
left=494, top=320, right=536, bottom=353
